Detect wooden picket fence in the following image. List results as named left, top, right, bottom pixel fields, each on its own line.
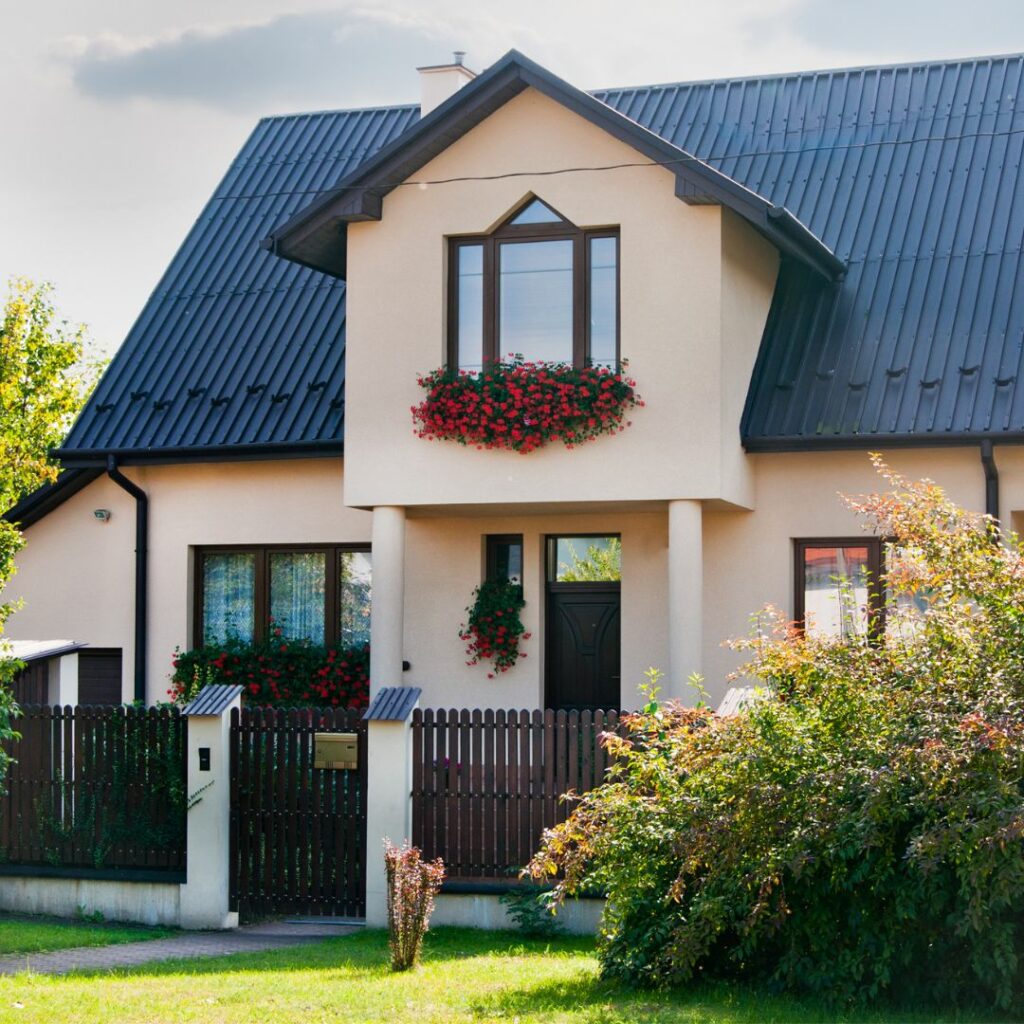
left=411, top=708, right=623, bottom=882
left=0, top=705, right=187, bottom=877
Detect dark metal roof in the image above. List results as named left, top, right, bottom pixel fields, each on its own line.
left=268, top=50, right=844, bottom=282
left=596, top=54, right=1024, bottom=447
left=54, top=51, right=1024, bottom=467
left=182, top=683, right=243, bottom=716
left=363, top=686, right=421, bottom=722
left=56, top=104, right=419, bottom=466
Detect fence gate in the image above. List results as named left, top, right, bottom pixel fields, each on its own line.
left=229, top=707, right=367, bottom=919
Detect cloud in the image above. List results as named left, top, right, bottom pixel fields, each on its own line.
left=60, top=7, right=471, bottom=113
left=786, top=0, right=1024, bottom=59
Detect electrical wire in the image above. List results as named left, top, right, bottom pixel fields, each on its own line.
left=209, top=123, right=1024, bottom=203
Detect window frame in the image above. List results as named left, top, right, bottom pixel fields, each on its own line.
left=194, top=543, right=371, bottom=649
left=447, top=197, right=619, bottom=371
left=546, top=533, right=623, bottom=587
left=485, top=534, right=524, bottom=585
left=793, top=537, right=885, bottom=638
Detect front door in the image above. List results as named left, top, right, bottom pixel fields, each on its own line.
left=545, top=536, right=621, bottom=710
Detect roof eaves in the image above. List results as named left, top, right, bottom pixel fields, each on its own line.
left=54, top=438, right=344, bottom=469
left=742, top=432, right=1024, bottom=453
left=3, top=468, right=103, bottom=529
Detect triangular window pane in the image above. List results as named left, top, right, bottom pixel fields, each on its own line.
left=509, top=198, right=563, bottom=225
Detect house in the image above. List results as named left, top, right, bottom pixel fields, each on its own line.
left=7, top=49, right=1024, bottom=712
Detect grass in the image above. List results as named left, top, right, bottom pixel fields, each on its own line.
left=0, top=915, right=172, bottom=955
left=0, top=927, right=1006, bottom=1024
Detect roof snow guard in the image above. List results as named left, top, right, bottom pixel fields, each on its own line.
left=265, top=49, right=844, bottom=283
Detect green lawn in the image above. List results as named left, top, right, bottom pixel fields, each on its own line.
left=0, top=915, right=172, bottom=955
left=0, top=927, right=1004, bottom=1024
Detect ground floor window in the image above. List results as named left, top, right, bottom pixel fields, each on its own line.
left=196, top=545, right=371, bottom=647
left=485, top=534, right=523, bottom=584
left=794, top=538, right=883, bottom=638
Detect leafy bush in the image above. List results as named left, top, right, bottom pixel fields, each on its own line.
left=529, top=458, right=1024, bottom=1012
left=170, top=631, right=369, bottom=709
left=460, top=580, right=530, bottom=677
left=499, top=881, right=565, bottom=938
left=384, top=839, right=445, bottom=971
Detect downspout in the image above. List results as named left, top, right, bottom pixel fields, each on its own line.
left=980, top=440, right=999, bottom=522
left=106, top=455, right=148, bottom=703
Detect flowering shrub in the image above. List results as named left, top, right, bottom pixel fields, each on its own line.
left=169, top=631, right=369, bottom=709
left=460, top=580, right=530, bottom=677
left=384, top=839, right=445, bottom=971
left=529, top=459, right=1024, bottom=1013
left=411, top=359, right=642, bottom=454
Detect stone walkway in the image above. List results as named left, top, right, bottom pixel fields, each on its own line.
left=0, top=920, right=360, bottom=977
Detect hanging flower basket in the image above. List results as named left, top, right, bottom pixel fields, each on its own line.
left=412, top=359, right=642, bottom=454
left=460, top=579, right=530, bottom=677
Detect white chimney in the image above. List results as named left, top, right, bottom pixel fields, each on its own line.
left=417, top=51, right=476, bottom=115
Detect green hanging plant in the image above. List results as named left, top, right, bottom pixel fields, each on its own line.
left=460, top=580, right=530, bottom=677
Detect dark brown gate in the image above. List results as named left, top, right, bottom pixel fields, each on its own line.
left=229, top=707, right=367, bottom=919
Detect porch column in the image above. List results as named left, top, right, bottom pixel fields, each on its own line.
left=370, top=505, right=406, bottom=695
left=667, top=499, right=703, bottom=702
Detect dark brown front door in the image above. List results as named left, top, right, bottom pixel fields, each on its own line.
left=546, top=583, right=621, bottom=710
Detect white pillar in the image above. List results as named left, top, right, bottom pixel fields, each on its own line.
left=48, top=653, right=79, bottom=707
left=364, top=712, right=417, bottom=927
left=668, top=499, right=703, bottom=702
left=179, top=691, right=240, bottom=930
left=370, top=505, right=406, bottom=696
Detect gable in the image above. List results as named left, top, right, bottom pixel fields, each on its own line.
left=267, top=50, right=843, bottom=283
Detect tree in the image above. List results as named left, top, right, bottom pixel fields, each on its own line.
left=0, top=278, right=98, bottom=779
left=557, top=537, right=622, bottom=582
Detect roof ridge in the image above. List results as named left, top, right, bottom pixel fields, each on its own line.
left=249, top=52, right=1024, bottom=131
left=593, top=50, right=1024, bottom=95
left=257, top=101, right=420, bottom=124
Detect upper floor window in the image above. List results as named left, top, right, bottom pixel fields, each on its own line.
left=449, top=197, right=619, bottom=372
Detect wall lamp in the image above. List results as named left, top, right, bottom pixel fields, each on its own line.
left=93, top=508, right=112, bottom=523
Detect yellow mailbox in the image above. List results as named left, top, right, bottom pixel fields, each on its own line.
left=314, top=732, right=359, bottom=770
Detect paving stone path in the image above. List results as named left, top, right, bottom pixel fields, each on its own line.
left=0, top=921, right=360, bottom=977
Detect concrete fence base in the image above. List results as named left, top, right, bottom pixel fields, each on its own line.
left=0, top=876, right=181, bottom=927
left=431, top=893, right=603, bottom=935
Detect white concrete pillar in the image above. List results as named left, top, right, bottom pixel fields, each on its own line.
left=179, top=690, right=240, bottom=930
left=364, top=714, right=416, bottom=927
left=370, top=506, right=406, bottom=696
left=47, top=653, right=79, bottom=707
left=668, top=499, right=703, bottom=702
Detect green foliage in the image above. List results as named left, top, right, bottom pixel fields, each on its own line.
left=169, top=633, right=370, bottom=708
left=0, top=278, right=99, bottom=789
left=530, top=458, right=1024, bottom=1012
left=459, top=579, right=530, bottom=677
left=557, top=538, right=622, bottom=582
left=499, top=882, right=566, bottom=938
left=36, top=716, right=187, bottom=869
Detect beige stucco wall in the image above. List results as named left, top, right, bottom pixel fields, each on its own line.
left=8, top=444, right=1013, bottom=709
left=344, top=86, right=778, bottom=511
left=8, top=458, right=371, bottom=704
left=404, top=509, right=667, bottom=710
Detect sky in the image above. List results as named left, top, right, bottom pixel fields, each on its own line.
left=4, top=0, right=1024, bottom=358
